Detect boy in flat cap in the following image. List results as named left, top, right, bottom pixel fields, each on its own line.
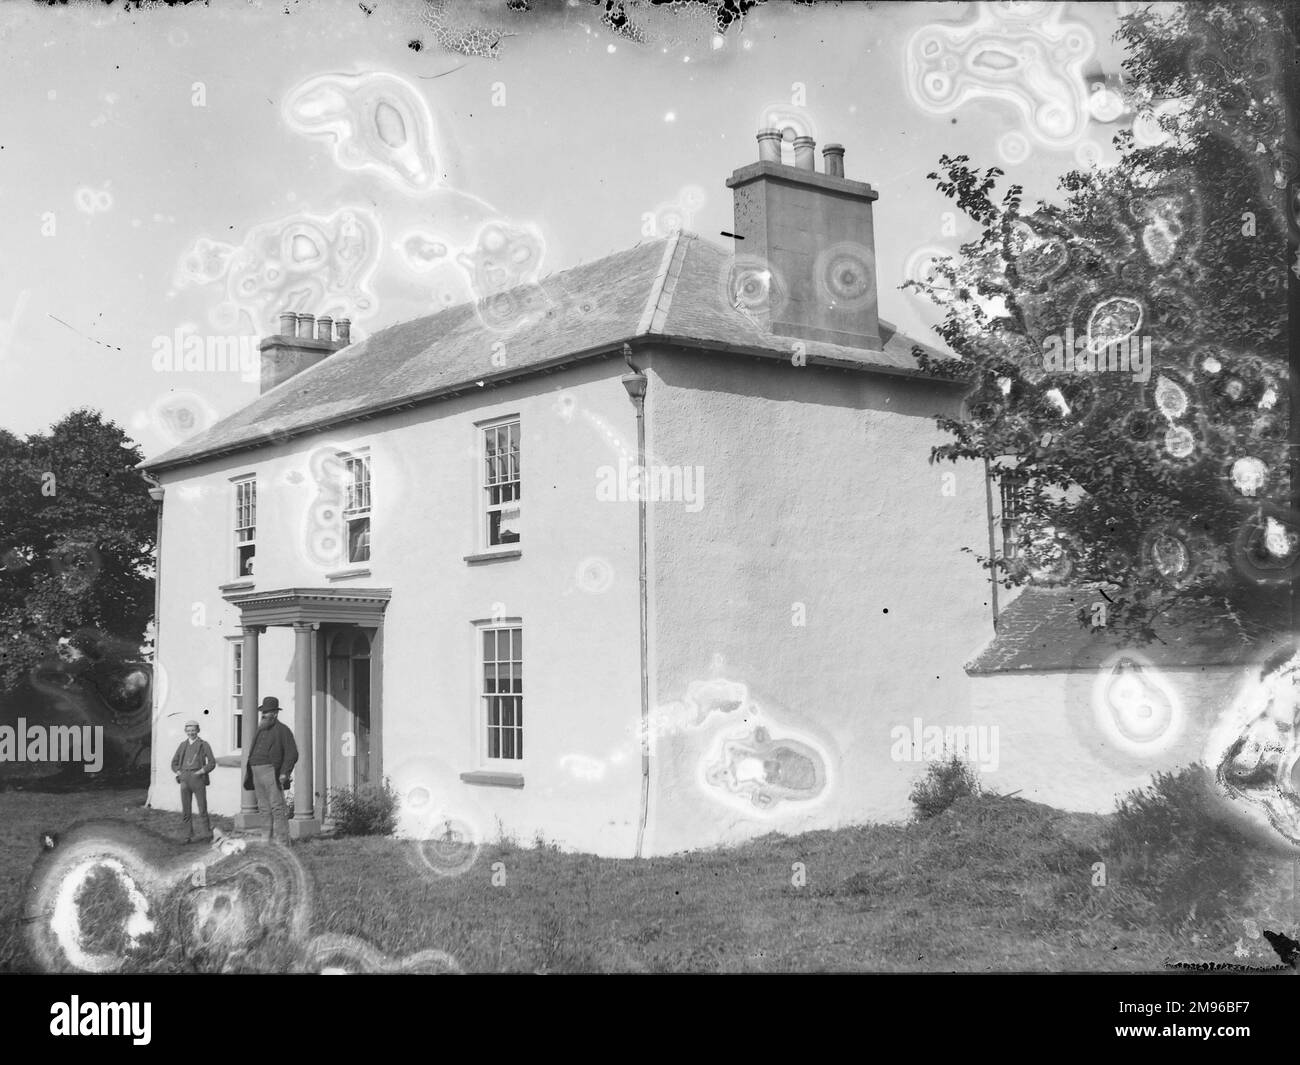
left=171, top=720, right=217, bottom=843
left=241, top=697, right=298, bottom=842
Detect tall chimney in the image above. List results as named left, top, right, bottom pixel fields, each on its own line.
left=258, top=308, right=350, bottom=394
left=726, top=131, right=881, bottom=350
left=316, top=315, right=333, bottom=342
left=336, top=318, right=351, bottom=345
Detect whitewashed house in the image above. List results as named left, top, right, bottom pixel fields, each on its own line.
left=141, top=132, right=997, bottom=857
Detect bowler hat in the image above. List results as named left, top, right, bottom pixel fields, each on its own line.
left=257, top=697, right=280, bottom=713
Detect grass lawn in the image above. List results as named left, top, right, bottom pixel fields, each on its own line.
left=1, top=783, right=1295, bottom=972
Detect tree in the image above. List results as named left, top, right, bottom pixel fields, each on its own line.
left=908, top=1, right=1294, bottom=641
left=0, top=409, right=155, bottom=693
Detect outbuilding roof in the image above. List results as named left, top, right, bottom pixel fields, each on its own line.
left=966, top=586, right=1291, bottom=674
left=142, top=232, right=952, bottom=473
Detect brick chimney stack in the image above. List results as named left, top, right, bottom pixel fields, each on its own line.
left=726, top=129, right=881, bottom=350
left=258, top=309, right=354, bottom=394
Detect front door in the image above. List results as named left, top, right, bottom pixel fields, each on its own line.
left=352, top=655, right=371, bottom=787
left=327, top=628, right=372, bottom=806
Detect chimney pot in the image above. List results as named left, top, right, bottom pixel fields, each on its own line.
left=822, top=143, right=845, bottom=178
left=756, top=128, right=783, bottom=164
left=278, top=310, right=297, bottom=336
left=793, top=135, right=817, bottom=172
left=316, top=315, right=333, bottom=342
left=336, top=318, right=351, bottom=345
left=296, top=313, right=315, bottom=339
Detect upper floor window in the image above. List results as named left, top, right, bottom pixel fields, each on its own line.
left=343, top=454, right=371, bottom=564
left=234, top=477, right=256, bottom=576
left=482, top=419, right=520, bottom=547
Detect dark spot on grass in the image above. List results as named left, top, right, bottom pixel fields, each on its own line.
left=74, top=865, right=133, bottom=959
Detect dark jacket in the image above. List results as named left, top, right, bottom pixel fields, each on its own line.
left=242, top=720, right=298, bottom=790
left=171, top=738, right=216, bottom=777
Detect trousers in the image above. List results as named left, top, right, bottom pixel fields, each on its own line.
left=178, top=771, right=212, bottom=840
left=251, top=763, right=291, bottom=841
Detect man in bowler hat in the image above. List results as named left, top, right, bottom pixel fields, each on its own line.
left=242, top=697, right=298, bottom=842
left=172, top=719, right=217, bottom=843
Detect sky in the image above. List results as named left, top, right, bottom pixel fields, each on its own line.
left=0, top=0, right=1135, bottom=459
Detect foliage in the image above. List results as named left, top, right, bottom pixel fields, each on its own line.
left=908, top=2, right=1294, bottom=640
left=909, top=751, right=981, bottom=820
left=328, top=778, right=399, bottom=837
left=0, top=409, right=155, bottom=691
left=1101, top=764, right=1275, bottom=932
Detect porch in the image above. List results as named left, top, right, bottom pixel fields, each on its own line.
left=222, top=587, right=391, bottom=838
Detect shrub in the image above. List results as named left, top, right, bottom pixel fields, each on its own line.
left=909, top=751, right=981, bottom=820
left=1104, top=764, right=1272, bottom=932
left=328, top=778, right=398, bottom=837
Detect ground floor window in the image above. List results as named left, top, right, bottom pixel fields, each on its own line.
left=228, top=636, right=243, bottom=750
left=481, top=625, right=522, bottom=760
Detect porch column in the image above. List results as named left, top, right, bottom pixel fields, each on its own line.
left=314, top=628, right=328, bottom=828
left=370, top=624, right=383, bottom=784
left=289, top=621, right=319, bottom=839
left=234, top=624, right=265, bottom=830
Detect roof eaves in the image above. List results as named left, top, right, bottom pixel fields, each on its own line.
left=138, top=336, right=642, bottom=475
left=140, top=309, right=961, bottom=476
left=966, top=655, right=1256, bottom=676
left=647, top=333, right=968, bottom=382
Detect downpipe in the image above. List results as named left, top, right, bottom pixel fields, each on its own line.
left=621, top=345, right=651, bottom=858
left=143, top=472, right=165, bottom=804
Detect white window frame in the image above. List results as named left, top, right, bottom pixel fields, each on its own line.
left=998, top=468, right=1025, bottom=561
left=233, top=475, right=257, bottom=578
left=227, top=635, right=244, bottom=752
left=479, top=416, right=520, bottom=550
left=341, top=451, right=372, bottom=564
left=475, top=619, right=523, bottom=766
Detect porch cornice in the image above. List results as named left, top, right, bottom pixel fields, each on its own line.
left=221, top=586, right=393, bottom=627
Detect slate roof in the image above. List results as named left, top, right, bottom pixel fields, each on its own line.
left=141, top=232, right=953, bottom=473
left=965, top=586, right=1292, bottom=674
